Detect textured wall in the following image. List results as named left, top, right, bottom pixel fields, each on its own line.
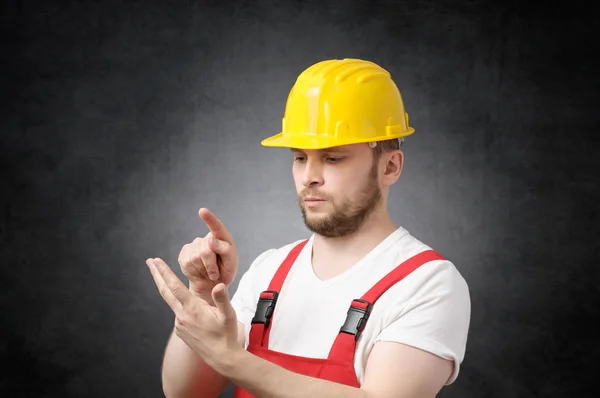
left=1, top=1, right=598, bottom=397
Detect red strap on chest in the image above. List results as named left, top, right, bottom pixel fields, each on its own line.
left=327, top=249, right=445, bottom=362
left=248, top=240, right=309, bottom=348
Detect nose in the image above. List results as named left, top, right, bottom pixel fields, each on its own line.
left=302, top=156, right=324, bottom=188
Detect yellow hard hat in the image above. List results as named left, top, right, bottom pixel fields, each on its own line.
left=261, top=58, right=414, bottom=150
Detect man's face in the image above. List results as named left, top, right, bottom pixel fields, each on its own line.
left=291, top=144, right=382, bottom=238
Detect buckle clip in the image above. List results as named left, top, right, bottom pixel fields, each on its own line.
left=340, top=299, right=373, bottom=341
left=251, top=290, right=279, bottom=329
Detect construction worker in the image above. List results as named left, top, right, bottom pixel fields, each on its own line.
left=147, top=58, right=471, bottom=398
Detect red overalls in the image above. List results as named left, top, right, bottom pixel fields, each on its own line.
left=234, top=240, right=445, bottom=397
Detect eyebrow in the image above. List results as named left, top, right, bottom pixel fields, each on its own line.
left=289, top=147, right=350, bottom=153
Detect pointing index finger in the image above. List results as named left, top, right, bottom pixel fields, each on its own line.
left=198, top=208, right=233, bottom=244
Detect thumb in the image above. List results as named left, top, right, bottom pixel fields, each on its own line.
left=209, top=236, right=229, bottom=254
left=209, top=237, right=235, bottom=265
left=211, top=283, right=235, bottom=321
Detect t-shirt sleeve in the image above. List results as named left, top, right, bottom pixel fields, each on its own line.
left=230, top=248, right=277, bottom=345
left=373, top=260, right=471, bottom=385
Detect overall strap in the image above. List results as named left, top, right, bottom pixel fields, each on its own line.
left=327, top=249, right=446, bottom=363
left=248, top=239, right=309, bottom=348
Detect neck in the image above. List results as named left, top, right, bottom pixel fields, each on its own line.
left=312, top=208, right=398, bottom=259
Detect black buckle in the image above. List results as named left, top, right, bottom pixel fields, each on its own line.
left=251, top=290, right=279, bottom=329
left=340, top=299, right=373, bottom=341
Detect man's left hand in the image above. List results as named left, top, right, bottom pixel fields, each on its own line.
left=146, top=257, right=241, bottom=371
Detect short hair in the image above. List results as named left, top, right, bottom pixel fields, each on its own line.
left=371, top=138, right=402, bottom=160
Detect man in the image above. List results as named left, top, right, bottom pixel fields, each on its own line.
left=147, top=58, right=471, bottom=398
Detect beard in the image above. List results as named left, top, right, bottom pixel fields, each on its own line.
left=298, top=162, right=382, bottom=238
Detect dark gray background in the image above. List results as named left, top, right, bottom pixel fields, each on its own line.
left=1, top=0, right=598, bottom=397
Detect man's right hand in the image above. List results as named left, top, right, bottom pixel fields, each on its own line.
left=177, top=208, right=239, bottom=304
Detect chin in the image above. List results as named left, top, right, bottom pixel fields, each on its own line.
left=304, top=208, right=330, bottom=217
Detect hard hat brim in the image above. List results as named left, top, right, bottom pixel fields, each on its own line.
left=261, top=129, right=415, bottom=150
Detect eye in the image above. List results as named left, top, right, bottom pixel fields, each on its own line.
left=294, top=156, right=306, bottom=162
left=326, top=157, right=343, bottom=163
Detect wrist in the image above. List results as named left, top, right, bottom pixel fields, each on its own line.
left=214, top=344, right=248, bottom=380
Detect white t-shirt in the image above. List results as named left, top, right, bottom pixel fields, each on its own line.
left=230, top=227, right=471, bottom=385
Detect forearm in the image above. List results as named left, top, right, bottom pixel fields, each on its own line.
left=220, top=348, right=369, bottom=398
left=162, top=328, right=228, bottom=398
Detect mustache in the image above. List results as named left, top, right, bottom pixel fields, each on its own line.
left=299, top=189, right=330, bottom=201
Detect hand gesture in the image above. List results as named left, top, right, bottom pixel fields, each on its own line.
left=177, top=208, right=238, bottom=302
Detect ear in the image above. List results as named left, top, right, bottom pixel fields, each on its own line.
left=381, top=151, right=403, bottom=186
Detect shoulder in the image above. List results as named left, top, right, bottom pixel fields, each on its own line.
left=388, top=229, right=470, bottom=295
left=373, top=229, right=471, bottom=332
left=239, top=237, right=310, bottom=284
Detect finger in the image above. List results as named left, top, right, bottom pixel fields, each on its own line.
left=150, top=258, right=193, bottom=306
left=185, top=240, right=210, bottom=279
left=187, top=254, right=210, bottom=280
left=198, top=208, right=233, bottom=244
left=196, top=241, right=220, bottom=281
left=211, top=283, right=236, bottom=324
left=209, top=236, right=232, bottom=256
left=207, top=232, right=236, bottom=274
left=147, top=258, right=183, bottom=312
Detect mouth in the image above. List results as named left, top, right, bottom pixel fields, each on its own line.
left=303, top=197, right=326, bottom=202
left=303, top=197, right=327, bottom=207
